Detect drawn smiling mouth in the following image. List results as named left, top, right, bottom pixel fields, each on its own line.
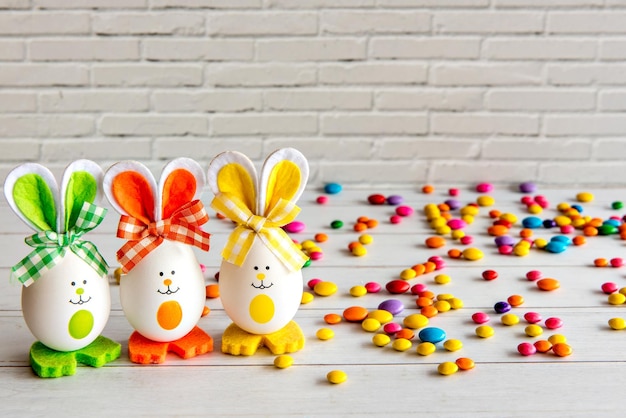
left=251, top=280, right=273, bottom=290
left=157, top=286, right=180, bottom=295
left=69, top=295, right=92, bottom=305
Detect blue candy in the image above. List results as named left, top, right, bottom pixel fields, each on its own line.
left=545, top=241, right=567, bottom=253
left=418, top=327, right=446, bottom=344
left=551, top=235, right=572, bottom=246
left=522, top=216, right=543, bottom=229
left=324, top=182, right=342, bottom=195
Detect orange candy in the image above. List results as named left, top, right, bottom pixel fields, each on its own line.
left=519, top=228, right=533, bottom=238
left=537, top=278, right=560, bottom=291
left=425, top=236, right=446, bottom=249
left=583, top=226, right=598, bottom=236
left=412, top=264, right=426, bottom=276
left=366, top=219, right=379, bottom=228
left=324, top=313, right=342, bottom=325
left=205, top=284, right=220, bottom=299
left=343, top=306, right=369, bottom=322
left=395, top=328, right=415, bottom=340
left=314, top=233, right=328, bottom=243
left=354, top=222, right=368, bottom=232
left=507, top=294, right=525, bottom=307
left=552, top=342, right=573, bottom=357
left=489, top=210, right=501, bottom=219
left=594, top=258, right=609, bottom=267
left=455, top=357, right=475, bottom=370
left=201, top=306, right=210, bottom=317
left=447, top=248, right=462, bottom=259
left=534, top=340, right=553, bottom=353
left=423, top=261, right=437, bottom=273
left=420, top=305, right=439, bottom=318
left=573, top=235, right=586, bottom=245
left=422, top=185, right=434, bottom=194
left=488, top=225, right=509, bottom=236
left=416, top=296, right=434, bottom=308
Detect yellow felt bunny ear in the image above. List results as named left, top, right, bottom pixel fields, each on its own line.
left=259, top=148, right=309, bottom=216
left=207, top=151, right=258, bottom=213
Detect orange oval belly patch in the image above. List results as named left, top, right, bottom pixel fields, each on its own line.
left=157, top=300, right=183, bottom=330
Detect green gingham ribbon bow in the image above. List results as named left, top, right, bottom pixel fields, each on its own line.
left=11, top=202, right=109, bottom=287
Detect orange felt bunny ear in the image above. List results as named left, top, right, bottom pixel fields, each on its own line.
left=159, top=158, right=205, bottom=219
left=103, top=162, right=157, bottom=224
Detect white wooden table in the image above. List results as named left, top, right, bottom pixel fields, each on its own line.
left=2, top=185, right=626, bottom=417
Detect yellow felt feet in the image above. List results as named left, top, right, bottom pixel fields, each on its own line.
left=221, top=321, right=305, bottom=356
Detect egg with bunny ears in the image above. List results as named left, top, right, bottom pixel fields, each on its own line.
left=103, top=158, right=209, bottom=342
left=4, top=160, right=111, bottom=352
left=207, top=148, right=309, bottom=335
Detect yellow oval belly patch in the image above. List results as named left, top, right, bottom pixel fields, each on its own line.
left=157, top=301, right=183, bottom=330
left=249, top=294, right=274, bottom=324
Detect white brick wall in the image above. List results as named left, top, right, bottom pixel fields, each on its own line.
left=2, top=2, right=626, bottom=186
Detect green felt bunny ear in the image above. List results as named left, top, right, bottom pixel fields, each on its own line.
left=61, top=160, right=103, bottom=232
left=13, top=174, right=57, bottom=231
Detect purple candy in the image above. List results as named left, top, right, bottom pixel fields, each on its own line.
left=378, top=299, right=404, bottom=316
left=445, top=199, right=461, bottom=210
left=386, top=195, right=404, bottom=206
left=519, top=181, right=537, bottom=193
left=495, top=235, right=515, bottom=247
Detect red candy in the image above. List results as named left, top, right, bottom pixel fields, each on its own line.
left=601, top=282, right=618, bottom=294
left=611, top=258, right=624, bottom=267
left=368, top=194, right=386, bottom=205
left=526, top=270, right=542, bottom=281
left=482, top=270, right=498, bottom=281
left=316, top=195, right=329, bottom=204
left=386, top=280, right=410, bottom=294
left=390, top=215, right=402, bottom=224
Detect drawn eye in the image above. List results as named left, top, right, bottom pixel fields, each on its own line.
left=83, top=280, right=87, bottom=285
left=171, top=270, right=175, bottom=275
left=265, top=266, right=270, bottom=270
left=159, top=272, right=164, bottom=277
left=254, top=266, right=259, bottom=270
left=71, top=281, right=76, bottom=286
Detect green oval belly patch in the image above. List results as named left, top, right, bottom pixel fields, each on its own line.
left=68, top=310, right=94, bottom=340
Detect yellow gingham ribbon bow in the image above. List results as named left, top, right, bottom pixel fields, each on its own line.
left=211, top=192, right=308, bottom=272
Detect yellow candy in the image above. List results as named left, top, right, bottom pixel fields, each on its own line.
left=476, top=195, right=495, bottom=206
left=372, top=333, right=391, bottom=347
left=327, top=370, right=348, bottom=384
left=437, top=361, right=459, bottom=376
left=352, top=246, right=367, bottom=257
left=462, top=247, right=484, bottom=261
left=434, top=274, right=451, bottom=284
left=548, top=334, right=567, bottom=345
left=501, top=313, right=520, bottom=326
left=513, top=245, right=529, bottom=256
left=461, top=205, right=479, bottom=216
left=301, top=292, right=314, bottom=304
left=361, top=318, right=382, bottom=332
left=554, top=215, right=572, bottom=226
left=437, top=293, right=454, bottom=301
left=557, top=202, right=571, bottom=212
left=359, top=234, right=373, bottom=245
left=314, top=281, right=338, bottom=297
left=527, top=204, right=542, bottom=214
left=525, top=324, right=543, bottom=337
left=368, top=309, right=393, bottom=324
left=436, top=225, right=451, bottom=235
left=451, top=230, right=465, bottom=240
left=448, top=297, right=464, bottom=309
left=608, top=317, right=626, bottom=330
left=476, top=325, right=494, bottom=338
left=349, top=285, right=367, bottom=297
left=274, top=355, right=294, bottom=369
left=533, top=238, right=548, bottom=249
left=608, top=293, right=626, bottom=305
left=500, top=213, right=517, bottom=223
left=403, top=313, right=429, bottom=329
left=430, top=217, right=447, bottom=228
left=400, top=268, right=417, bottom=280
left=462, top=214, right=475, bottom=224
left=301, top=240, right=317, bottom=250
left=576, top=191, right=594, bottom=202
left=392, top=338, right=412, bottom=351
left=443, top=339, right=463, bottom=352
left=434, top=300, right=451, bottom=313
left=316, top=328, right=335, bottom=340
left=416, top=342, right=436, bottom=356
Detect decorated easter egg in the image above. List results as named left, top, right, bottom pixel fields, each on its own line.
left=219, top=238, right=303, bottom=335
left=120, top=240, right=205, bottom=342
left=21, top=251, right=111, bottom=352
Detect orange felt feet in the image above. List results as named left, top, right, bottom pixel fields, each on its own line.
left=128, top=327, right=213, bottom=364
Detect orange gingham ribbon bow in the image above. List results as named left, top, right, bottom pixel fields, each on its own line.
left=116, top=200, right=210, bottom=273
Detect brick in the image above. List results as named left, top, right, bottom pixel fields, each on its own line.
left=30, top=39, right=139, bottom=61
left=155, top=137, right=264, bottom=160
left=207, top=12, right=317, bottom=36
left=321, top=10, right=430, bottom=34
left=370, top=37, right=481, bottom=59
left=495, top=0, right=602, bottom=7
left=143, top=39, right=254, bottom=61
left=483, top=138, right=591, bottom=160
left=40, top=91, right=149, bottom=112
left=594, top=139, right=626, bottom=160
left=93, top=13, right=205, bottom=35
left=486, top=89, right=595, bottom=111
left=539, top=163, right=626, bottom=185
left=265, top=89, right=372, bottom=111
left=599, top=90, right=626, bottom=111
left=431, top=63, right=542, bottom=86
left=0, top=13, right=90, bottom=35
left=431, top=113, right=539, bottom=135
left=376, top=89, right=483, bottom=111
left=100, top=115, right=208, bottom=136
left=378, top=138, right=481, bottom=159
left=152, top=0, right=261, bottom=8
left=93, top=65, right=203, bottom=87
left=547, top=64, right=626, bottom=86
left=0, top=64, right=88, bottom=87
left=0, top=40, right=24, bottom=61
left=267, top=0, right=375, bottom=7
left=263, top=137, right=374, bottom=160
left=321, top=113, right=427, bottom=135
left=153, top=90, right=262, bottom=112
left=0, top=92, right=37, bottom=112
left=600, top=40, right=626, bottom=61
left=42, top=138, right=152, bottom=161
left=0, top=140, right=39, bottom=161
left=484, top=38, right=596, bottom=60
left=320, top=63, right=427, bottom=85
left=435, top=12, right=543, bottom=34
left=320, top=161, right=428, bottom=185
left=379, top=0, right=488, bottom=6
left=545, top=115, right=626, bottom=136
left=258, top=38, right=367, bottom=62
left=548, top=12, right=626, bottom=34
left=206, top=64, right=316, bottom=87
left=34, top=0, right=147, bottom=8
left=211, top=114, right=317, bottom=135
left=0, top=115, right=93, bottom=137
left=432, top=161, right=537, bottom=183
left=0, top=0, right=31, bottom=9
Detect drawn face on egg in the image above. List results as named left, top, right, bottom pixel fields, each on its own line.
left=119, top=240, right=205, bottom=343
left=21, top=251, right=111, bottom=352
left=219, top=239, right=303, bottom=335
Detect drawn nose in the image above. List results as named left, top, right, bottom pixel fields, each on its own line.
left=256, top=273, right=265, bottom=280
left=163, top=279, right=172, bottom=286
left=76, top=288, right=84, bottom=295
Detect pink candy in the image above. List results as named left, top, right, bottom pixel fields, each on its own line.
left=447, top=219, right=467, bottom=230
left=309, top=251, right=323, bottom=261
left=316, top=196, right=329, bottom=204
left=284, top=221, right=305, bottom=233
left=518, top=342, right=537, bottom=356
left=395, top=205, right=414, bottom=217
left=476, top=183, right=494, bottom=193
left=365, top=282, right=382, bottom=293
left=389, top=215, right=402, bottom=224
left=526, top=270, right=542, bottom=281
left=545, top=317, right=563, bottom=330
left=524, top=312, right=542, bottom=324
left=383, top=322, right=402, bottom=334
left=307, top=278, right=322, bottom=290
left=471, top=312, right=490, bottom=324
left=601, top=282, right=618, bottom=294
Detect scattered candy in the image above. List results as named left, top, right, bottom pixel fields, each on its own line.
left=552, top=343, right=573, bottom=357
left=417, top=342, right=436, bottom=356
left=327, top=370, right=348, bottom=384
left=392, top=338, right=412, bottom=351
left=373, top=333, right=391, bottom=347
left=365, top=282, right=381, bottom=293
left=517, top=342, right=537, bottom=356
left=324, top=183, right=342, bottom=195
left=443, top=339, right=463, bottom=352
left=284, top=221, right=305, bottom=233
left=537, top=278, right=560, bottom=291
left=343, top=306, right=369, bottom=322
left=437, top=361, right=459, bottom=376
left=274, top=355, right=294, bottom=369
left=378, top=299, right=404, bottom=316
left=418, top=327, right=446, bottom=344
left=608, top=317, right=626, bottom=330
left=314, top=281, right=338, bottom=297
left=316, top=328, right=335, bottom=340
left=455, top=357, right=475, bottom=370
left=482, top=270, right=498, bottom=281
left=471, top=312, right=490, bottom=324
left=324, top=313, right=342, bottom=325
left=475, top=325, right=495, bottom=338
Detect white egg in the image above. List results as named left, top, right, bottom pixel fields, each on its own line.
left=120, top=240, right=205, bottom=342
left=21, top=251, right=111, bottom=352
left=219, top=239, right=303, bottom=335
